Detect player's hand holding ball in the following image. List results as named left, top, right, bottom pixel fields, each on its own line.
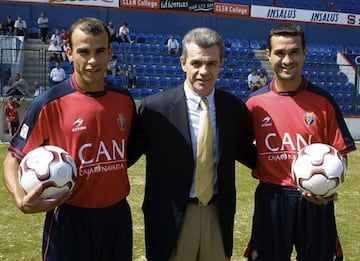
left=292, top=143, right=346, bottom=205
left=18, top=145, right=77, bottom=213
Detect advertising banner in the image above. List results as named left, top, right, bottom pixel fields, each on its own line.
left=11, top=0, right=120, bottom=7
left=214, top=3, right=249, bottom=17
left=159, top=0, right=214, bottom=13
left=251, top=5, right=360, bottom=27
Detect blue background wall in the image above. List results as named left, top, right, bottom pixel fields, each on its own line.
left=2, top=2, right=359, bottom=45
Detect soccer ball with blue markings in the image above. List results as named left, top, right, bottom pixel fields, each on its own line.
left=292, top=143, right=346, bottom=197
left=18, top=145, right=77, bottom=199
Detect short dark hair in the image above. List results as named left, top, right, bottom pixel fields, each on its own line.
left=69, top=17, right=110, bottom=49
left=267, top=23, right=306, bottom=51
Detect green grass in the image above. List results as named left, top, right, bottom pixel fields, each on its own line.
left=0, top=143, right=359, bottom=260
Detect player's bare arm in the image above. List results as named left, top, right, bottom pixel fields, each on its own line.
left=3, top=153, right=70, bottom=213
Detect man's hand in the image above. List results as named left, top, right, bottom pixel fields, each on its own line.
left=301, top=191, right=338, bottom=205
left=18, top=183, right=71, bottom=213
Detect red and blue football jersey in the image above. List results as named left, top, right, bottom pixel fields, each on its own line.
left=9, top=75, right=136, bottom=208
left=246, top=78, right=356, bottom=187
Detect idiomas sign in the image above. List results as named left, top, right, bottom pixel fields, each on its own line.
left=251, top=5, right=360, bottom=27
left=159, top=0, right=214, bottom=13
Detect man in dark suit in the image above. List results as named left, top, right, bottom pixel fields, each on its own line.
left=127, top=27, right=257, bottom=261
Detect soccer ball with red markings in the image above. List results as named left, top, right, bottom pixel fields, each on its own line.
left=18, top=145, right=77, bottom=199
left=292, top=143, right=346, bottom=197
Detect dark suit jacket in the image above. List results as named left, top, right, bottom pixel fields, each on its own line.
left=127, top=85, right=256, bottom=261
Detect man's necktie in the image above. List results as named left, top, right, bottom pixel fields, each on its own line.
left=195, top=98, right=214, bottom=205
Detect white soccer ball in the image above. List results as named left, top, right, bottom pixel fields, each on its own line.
left=291, top=143, right=346, bottom=197
left=18, top=145, right=77, bottom=199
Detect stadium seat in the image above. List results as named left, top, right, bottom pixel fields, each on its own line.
left=129, top=43, right=140, bottom=53
left=154, top=34, right=164, bottom=44
left=28, top=27, right=39, bottom=38
left=152, top=55, right=161, bottom=65
left=228, top=78, right=240, bottom=90
left=140, top=87, right=152, bottom=97
left=129, top=88, right=141, bottom=99
left=137, top=76, right=147, bottom=88
left=148, top=44, right=159, bottom=54
left=134, top=64, right=144, bottom=76
left=136, top=33, right=147, bottom=43
left=146, top=33, right=155, bottom=44
left=161, top=56, right=171, bottom=66
left=159, top=76, right=169, bottom=90
left=144, top=64, right=154, bottom=76
left=142, top=55, right=153, bottom=65
left=154, top=65, right=165, bottom=77
left=222, top=68, right=233, bottom=79
left=216, top=78, right=229, bottom=89
left=147, top=76, right=158, bottom=89
left=174, top=67, right=184, bottom=78
left=164, top=66, right=175, bottom=77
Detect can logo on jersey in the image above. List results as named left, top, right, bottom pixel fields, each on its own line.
left=304, top=111, right=315, bottom=127
left=118, top=113, right=126, bottom=131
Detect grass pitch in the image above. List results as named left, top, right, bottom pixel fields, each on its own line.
left=0, top=143, right=359, bottom=260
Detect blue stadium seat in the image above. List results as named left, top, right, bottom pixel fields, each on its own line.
left=152, top=55, right=161, bottom=65
left=136, top=33, right=147, bottom=43
left=164, top=66, right=175, bottom=77
left=148, top=44, right=159, bottom=54
left=222, top=68, right=233, bottom=78
left=134, top=64, right=144, bottom=76
left=159, top=76, right=169, bottom=90
left=154, top=34, right=164, bottom=44
left=142, top=55, right=153, bottom=65
left=144, top=64, right=154, bottom=76
left=129, top=88, right=141, bottom=99
left=137, top=76, right=147, bottom=88
left=228, top=78, right=240, bottom=90
left=154, top=65, right=165, bottom=77
left=140, top=87, right=152, bottom=97
left=161, top=56, right=171, bottom=66
left=147, top=76, right=158, bottom=89
left=129, top=43, right=140, bottom=53
left=216, top=78, right=229, bottom=89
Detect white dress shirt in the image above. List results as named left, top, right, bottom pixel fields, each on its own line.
left=184, top=83, right=218, bottom=198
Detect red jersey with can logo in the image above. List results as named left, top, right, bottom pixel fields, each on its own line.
left=9, top=75, right=136, bottom=208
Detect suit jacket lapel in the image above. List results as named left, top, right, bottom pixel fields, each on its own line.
left=167, top=86, right=192, bottom=146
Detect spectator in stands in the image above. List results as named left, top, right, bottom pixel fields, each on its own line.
left=14, top=16, right=27, bottom=37
left=247, top=68, right=261, bottom=92
left=50, top=29, right=62, bottom=44
left=5, top=95, right=23, bottom=137
left=8, top=73, right=29, bottom=97
left=0, top=23, right=6, bottom=35
left=258, top=70, right=268, bottom=87
left=2, top=78, right=13, bottom=96
left=118, top=22, right=134, bottom=44
left=48, top=39, right=63, bottom=62
left=107, top=21, right=118, bottom=42
left=125, top=64, right=136, bottom=88
left=107, top=54, right=120, bottom=76
left=37, top=12, right=49, bottom=43
left=33, top=81, right=45, bottom=98
left=5, top=16, right=14, bottom=35
left=60, top=28, right=69, bottom=61
left=167, top=35, right=180, bottom=56
left=49, top=62, right=67, bottom=86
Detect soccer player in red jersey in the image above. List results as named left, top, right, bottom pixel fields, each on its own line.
left=244, top=23, right=356, bottom=261
left=3, top=17, right=136, bottom=260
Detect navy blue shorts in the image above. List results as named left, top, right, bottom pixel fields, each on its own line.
left=244, top=182, right=343, bottom=261
left=42, top=199, right=132, bottom=261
